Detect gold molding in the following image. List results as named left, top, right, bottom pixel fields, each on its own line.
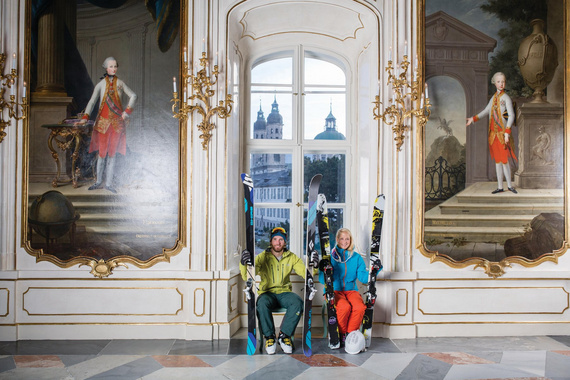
left=21, top=0, right=188, bottom=277
left=417, top=286, right=570, bottom=315
left=0, top=288, right=9, bottom=317
left=193, top=287, right=206, bottom=317
left=22, top=287, right=184, bottom=316
left=396, top=288, right=408, bottom=317
left=415, top=0, right=569, bottom=277
left=229, top=282, right=237, bottom=313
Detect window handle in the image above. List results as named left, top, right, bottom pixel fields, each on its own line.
left=293, top=92, right=298, bottom=95
left=296, top=202, right=303, bottom=207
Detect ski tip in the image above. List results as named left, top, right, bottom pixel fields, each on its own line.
left=303, top=348, right=313, bottom=357
left=375, top=194, right=386, bottom=208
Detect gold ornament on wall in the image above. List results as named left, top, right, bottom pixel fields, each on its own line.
left=172, top=47, right=233, bottom=150
left=373, top=44, right=431, bottom=151
left=0, top=53, right=28, bottom=143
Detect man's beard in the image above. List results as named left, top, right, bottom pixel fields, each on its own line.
left=271, top=245, right=285, bottom=253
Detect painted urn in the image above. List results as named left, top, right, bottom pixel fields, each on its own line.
left=517, top=19, right=558, bottom=103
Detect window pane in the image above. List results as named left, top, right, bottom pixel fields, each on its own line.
left=304, top=57, right=345, bottom=85
left=250, top=153, right=292, bottom=203
left=251, top=93, right=293, bottom=140
left=304, top=154, right=346, bottom=203
left=252, top=57, right=292, bottom=84
left=304, top=93, right=346, bottom=140
left=254, top=208, right=290, bottom=254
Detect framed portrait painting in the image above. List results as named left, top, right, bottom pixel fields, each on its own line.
left=23, top=0, right=185, bottom=276
left=418, top=0, right=568, bottom=276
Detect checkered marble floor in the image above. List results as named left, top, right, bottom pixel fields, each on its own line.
left=1, top=336, right=570, bottom=379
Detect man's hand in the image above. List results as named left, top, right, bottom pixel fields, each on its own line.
left=310, top=250, right=320, bottom=268
left=240, top=250, right=252, bottom=266
left=505, top=133, right=510, bottom=144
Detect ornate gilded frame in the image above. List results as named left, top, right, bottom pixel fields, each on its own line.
left=21, top=0, right=188, bottom=277
left=416, top=0, right=569, bottom=278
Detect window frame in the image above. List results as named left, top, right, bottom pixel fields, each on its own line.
left=245, top=46, right=352, bottom=256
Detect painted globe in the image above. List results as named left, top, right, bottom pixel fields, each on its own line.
left=28, top=191, right=79, bottom=239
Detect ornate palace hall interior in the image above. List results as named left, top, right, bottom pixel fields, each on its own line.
left=1, top=2, right=570, bottom=380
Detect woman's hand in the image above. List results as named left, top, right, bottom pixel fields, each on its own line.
left=505, top=133, right=510, bottom=144
left=466, top=117, right=474, bottom=126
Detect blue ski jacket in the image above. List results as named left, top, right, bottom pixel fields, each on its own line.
left=319, top=246, right=369, bottom=291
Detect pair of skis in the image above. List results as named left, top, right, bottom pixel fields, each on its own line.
left=317, top=193, right=385, bottom=350
left=362, top=194, right=385, bottom=347
left=241, top=172, right=321, bottom=357
left=242, top=172, right=384, bottom=354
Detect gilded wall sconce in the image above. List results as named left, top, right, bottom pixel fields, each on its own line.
left=172, top=49, right=233, bottom=150
left=0, top=53, right=28, bottom=143
left=373, top=46, right=431, bottom=151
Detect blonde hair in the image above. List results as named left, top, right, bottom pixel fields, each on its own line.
left=491, top=72, right=506, bottom=84
left=335, top=228, right=354, bottom=251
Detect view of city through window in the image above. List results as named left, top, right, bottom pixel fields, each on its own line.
left=248, top=52, right=348, bottom=255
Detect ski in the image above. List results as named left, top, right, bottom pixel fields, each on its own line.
left=362, top=194, right=385, bottom=348
left=302, top=174, right=321, bottom=357
left=316, top=193, right=340, bottom=349
left=241, top=173, right=257, bottom=355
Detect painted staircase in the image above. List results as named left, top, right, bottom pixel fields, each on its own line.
left=425, top=182, right=564, bottom=244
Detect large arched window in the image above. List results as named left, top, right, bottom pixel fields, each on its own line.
left=246, top=48, right=350, bottom=255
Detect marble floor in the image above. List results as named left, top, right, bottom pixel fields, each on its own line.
left=2, top=335, right=570, bottom=379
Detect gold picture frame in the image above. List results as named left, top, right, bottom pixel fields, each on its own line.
left=22, top=0, right=187, bottom=277
left=416, top=0, right=569, bottom=277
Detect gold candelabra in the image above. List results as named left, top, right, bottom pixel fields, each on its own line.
left=0, top=53, right=28, bottom=143
left=373, top=53, right=431, bottom=151
left=172, top=51, right=233, bottom=150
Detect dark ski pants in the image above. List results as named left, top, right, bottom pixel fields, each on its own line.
left=257, top=291, right=303, bottom=338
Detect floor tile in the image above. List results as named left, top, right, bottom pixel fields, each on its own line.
left=215, top=355, right=282, bottom=379
left=196, top=354, right=236, bottom=367
left=246, top=355, right=309, bottom=380
left=152, top=355, right=211, bottom=367
left=290, top=353, right=356, bottom=367
left=360, top=352, right=417, bottom=380
left=170, top=339, right=230, bottom=355
left=14, top=355, right=65, bottom=368
left=442, top=363, right=542, bottom=380
left=423, top=352, right=495, bottom=365
left=66, top=355, right=144, bottom=380
left=368, top=337, right=403, bottom=353
left=545, top=350, right=570, bottom=379
left=140, top=367, right=231, bottom=380
left=100, top=339, right=174, bottom=355
left=500, top=351, right=546, bottom=376
left=293, top=366, right=390, bottom=380
left=548, top=335, right=570, bottom=348
left=85, top=356, right=163, bottom=380
left=8, top=340, right=110, bottom=355
left=0, top=367, right=74, bottom=380
left=396, top=353, right=452, bottom=380
left=59, top=354, right=98, bottom=367
left=0, top=356, right=15, bottom=373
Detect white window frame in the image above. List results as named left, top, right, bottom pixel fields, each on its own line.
left=245, top=46, right=352, bottom=256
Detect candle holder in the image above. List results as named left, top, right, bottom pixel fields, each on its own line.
left=172, top=51, right=233, bottom=150
left=372, top=54, right=431, bottom=151
left=0, top=53, right=28, bottom=143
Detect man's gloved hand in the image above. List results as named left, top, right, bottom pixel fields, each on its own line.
left=241, top=250, right=252, bottom=266
left=310, top=250, right=320, bottom=268
left=372, top=258, right=383, bottom=272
